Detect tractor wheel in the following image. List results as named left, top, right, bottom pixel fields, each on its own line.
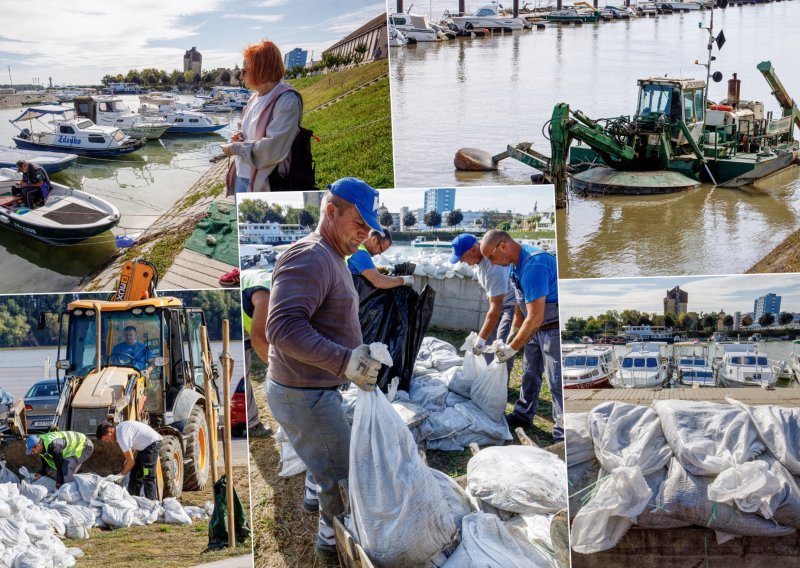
left=182, top=404, right=211, bottom=491
left=159, top=435, right=184, bottom=499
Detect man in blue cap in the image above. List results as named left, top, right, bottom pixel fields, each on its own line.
left=450, top=233, right=516, bottom=368
left=347, top=228, right=414, bottom=289
left=480, top=229, right=563, bottom=442
left=265, top=177, right=386, bottom=559
left=27, top=431, right=94, bottom=488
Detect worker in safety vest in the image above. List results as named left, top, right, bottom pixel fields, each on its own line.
left=241, top=270, right=273, bottom=438
left=480, top=229, right=563, bottom=442
left=27, top=431, right=94, bottom=488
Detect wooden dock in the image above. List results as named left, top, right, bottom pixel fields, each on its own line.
left=158, top=241, right=237, bottom=291
left=564, top=386, right=800, bottom=413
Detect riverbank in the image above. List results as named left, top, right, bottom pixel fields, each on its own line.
left=0, top=93, right=56, bottom=109
left=748, top=226, right=800, bottom=273
left=80, top=158, right=229, bottom=291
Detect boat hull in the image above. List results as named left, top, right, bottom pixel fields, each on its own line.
left=11, top=137, right=144, bottom=157
left=165, top=124, right=227, bottom=134
left=564, top=376, right=611, bottom=389
left=449, top=16, right=526, bottom=30
left=0, top=148, right=78, bottom=174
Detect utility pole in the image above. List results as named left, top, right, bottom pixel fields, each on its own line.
left=7, top=66, right=12, bottom=90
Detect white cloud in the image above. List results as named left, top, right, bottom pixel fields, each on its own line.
left=252, top=0, right=288, bottom=6
left=221, top=13, right=284, bottom=23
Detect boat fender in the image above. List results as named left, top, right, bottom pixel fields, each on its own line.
left=115, top=235, right=137, bottom=248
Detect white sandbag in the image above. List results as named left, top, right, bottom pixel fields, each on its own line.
left=707, top=460, right=783, bottom=518
left=409, top=377, right=449, bottom=413
left=454, top=402, right=512, bottom=443
left=350, top=388, right=456, bottom=567
left=368, top=342, right=393, bottom=366
left=73, top=474, right=104, bottom=502
left=162, top=498, right=192, bottom=525
left=432, top=353, right=463, bottom=372
left=0, top=501, right=10, bottom=519
left=0, top=462, right=19, bottom=485
left=654, top=457, right=796, bottom=536
left=505, top=513, right=554, bottom=551
left=101, top=504, right=136, bottom=529
left=728, top=398, right=800, bottom=475
left=18, top=482, right=48, bottom=505
left=467, top=446, right=567, bottom=515
left=589, top=401, right=671, bottom=475
left=565, top=413, right=594, bottom=465
left=50, top=502, right=95, bottom=529
left=96, top=479, right=134, bottom=504
left=443, top=513, right=557, bottom=568
left=445, top=391, right=470, bottom=408
left=634, top=467, right=692, bottom=530
left=51, top=482, right=82, bottom=504
left=431, top=469, right=474, bottom=530
left=183, top=505, right=209, bottom=522
left=570, top=466, right=652, bottom=554
left=0, top=517, right=29, bottom=547
left=34, top=509, right=66, bottom=536
left=391, top=400, right=430, bottom=428
left=654, top=400, right=765, bottom=476
left=275, top=427, right=306, bottom=478
left=65, top=523, right=89, bottom=540
left=452, top=332, right=488, bottom=397
left=427, top=407, right=473, bottom=441
left=12, top=547, right=49, bottom=568
left=469, top=360, right=507, bottom=422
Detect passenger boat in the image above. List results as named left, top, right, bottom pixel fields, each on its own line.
left=446, top=2, right=529, bottom=30
left=0, top=168, right=120, bottom=244
left=563, top=346, right=618, bottom=389
left=713, top=341, right=776, bottom=387
left=612, top=342, right=671, bottom=388
left=673, top=341, right=716, bottom=387
left=389, top=12, right=442, bottom=42
left=138, top=99, right=228, bottom=134
left=73, top=96, right=169, bottom=140
left=9, top=105, right=146, bottom=157
left=0, top=146, right=78, bottom=174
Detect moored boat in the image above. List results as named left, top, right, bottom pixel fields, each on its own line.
left=563, top=346, right=618, bottom=389
left=713, top=341, right=776, bottom=387
left=0, top=146, right=78, bottom=174
left=673, top=341, right=716, bottom=387
left=73, top=96, right=169, bottom=140
left=447, top=2, right=529, bottom=30
left=612, top=342, right=672, bottom=388
left=0, top=168, right=120, bottom=245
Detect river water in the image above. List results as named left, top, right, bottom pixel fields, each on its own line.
left=0, top=95, right=236, bottom=293
left=389, top=2, right=800, bottom=277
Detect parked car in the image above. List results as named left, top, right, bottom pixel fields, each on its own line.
left=230, top=377, right=247, bottom=437
left=23, top=378, right=60, bottom=432
left=0, top=386, right=13, bottom=433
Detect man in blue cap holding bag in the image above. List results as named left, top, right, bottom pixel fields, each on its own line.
left=450, top=233, right=516, bottom=367
left=265, top=177, right=386, bottom=559
left=26, top=431, right=94, bottom=488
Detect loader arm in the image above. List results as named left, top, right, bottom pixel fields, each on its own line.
left=757, top=60, right=800, bottom=131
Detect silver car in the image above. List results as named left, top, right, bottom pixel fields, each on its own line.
left=23, top=379, right=60, bottom=432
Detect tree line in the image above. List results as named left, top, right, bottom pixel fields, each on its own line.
left=100, top=67, right=237, bottom=90
left=238, top=200, right=319, bottom=228
left=0, top=291, right=241, bottom=348
left=564, top=309, right=796, bottom=338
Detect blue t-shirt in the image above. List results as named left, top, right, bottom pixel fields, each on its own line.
left=347, top=246, right=376, bottom=275
left=511, top=245, right=558, bottom=304
left=111, top=341, right=150, bottom=371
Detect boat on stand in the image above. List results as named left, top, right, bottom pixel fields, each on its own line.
left=0, top=167, right=120, bottom=245
left=612, top=342, right=672, bottom=388
left=9, top=105, right=146, bottom=157
left=73, top=96, right=169, bottom=140
left=673, top=341, right=716, bottom=387
left=563, top=346, right=619, bottom=389
left=713, top=341, right=776, bottom=388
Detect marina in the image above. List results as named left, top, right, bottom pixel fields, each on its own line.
left=0, top=94, right=235, bottom=293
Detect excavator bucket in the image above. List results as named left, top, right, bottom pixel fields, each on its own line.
left=114, top=260, right=159, bottom=301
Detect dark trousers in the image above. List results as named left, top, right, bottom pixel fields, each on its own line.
left=12, top=185, right=42, bottom=208
left=129, top=440, right=160, bottom=501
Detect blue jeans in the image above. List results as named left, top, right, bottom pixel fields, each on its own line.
left=265, top=377, right=350, bottom=546
left=234, top=176, right=250, bottom=193
left=511, top=328, right=564, bottom=442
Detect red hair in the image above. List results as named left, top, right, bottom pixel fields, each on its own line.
left=243, top=40, right=285, bottom=84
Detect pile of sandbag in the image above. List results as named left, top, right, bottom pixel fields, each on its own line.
left=372, top=251, right=479, bottom=282
left=567, top=398, right=800, bottom=555
left=0, top=461, right=208, bottom=566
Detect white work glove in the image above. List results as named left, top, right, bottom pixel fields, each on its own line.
left=495, top=345, right=518, bottom=364
left=472, top=335, right=487, bottom=356
left=106, top=474, right=125, bottom=485
left=344, top=344, right=382, bottom=391
left=401, top=275, right=414, bottom=287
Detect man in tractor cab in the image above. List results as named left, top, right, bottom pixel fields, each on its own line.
left=96, top=420, right=162, bottom=501
left=26, top=431, right=94, bottom=488
left=110, top=325, right=155, bottom=377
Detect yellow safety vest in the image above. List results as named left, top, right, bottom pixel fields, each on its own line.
left=39, top=431, right=87, bottom=470
left=241, top=271, right=271, bottom=337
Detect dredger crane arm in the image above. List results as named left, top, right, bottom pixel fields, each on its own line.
left=757, top=60, right=800, bottom=130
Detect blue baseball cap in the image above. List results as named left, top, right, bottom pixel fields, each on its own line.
left=26, top=435, right=41, bottom=455
left=327, top=178, right=383, bottom=235
left=450, top=233, right=478, bottom=264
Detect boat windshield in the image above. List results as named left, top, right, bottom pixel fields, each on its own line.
left=730, top=356, right=769, bottom=366
left=622, top=357, right=658, bottom=369
left=111, top=129, right=126, bottom=142
left=565, top=355, right=599, bottom=367
left=680, top=357, right=705, bottom=366
left=76, top=120, right=94, bottom=130
left=637, top=84, right=678, bottom=119
left=476, top=7, right=497, bottom=16
left=685, top=370, right=714, bottom=378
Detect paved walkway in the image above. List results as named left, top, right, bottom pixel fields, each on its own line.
left=190, top=553, right=253, bottom=568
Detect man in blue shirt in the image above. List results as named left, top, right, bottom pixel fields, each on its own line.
left=480, top=229, right=563, bottom=442
left=110, top=326, right=154, bottom=376
left=347, top=229, right=414, bottom=289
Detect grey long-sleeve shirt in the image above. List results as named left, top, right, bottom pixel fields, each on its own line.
left=266, top=232, right=362, bottom=388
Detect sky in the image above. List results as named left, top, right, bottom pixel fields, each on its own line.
left=0, top=0, right=385, bottom=86
left=238, top=185, right=554, bottom=215
left=559, top=274, right=800, bottom=320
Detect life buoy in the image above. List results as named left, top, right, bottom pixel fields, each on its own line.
left=710, top=104, right=733, bottom=111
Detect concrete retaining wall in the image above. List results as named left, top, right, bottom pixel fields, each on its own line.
left=413, top=275, right=488, bottom=332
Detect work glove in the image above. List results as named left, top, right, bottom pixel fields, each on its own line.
left=344, top=344, right=382, bottom=391
left=106, top=474, right=125, bottom=485
left=506, top=326, right=520, bottom=345
left=401, top=275, right=414, bottom=287
left=495, top=344, right=518, bottom=364
left=472, top=335, right=487, bottom=356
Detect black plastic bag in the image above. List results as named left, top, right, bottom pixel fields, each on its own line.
left=208, top=474, right=251, bottom=549
left=352, top=277, right=436, bottom=392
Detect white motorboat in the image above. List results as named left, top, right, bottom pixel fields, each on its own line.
left=612, top=342, right=671, bottom=388
left=10, top=105, right=146, bottom=157
left=447, top=3, right=530, bottom=30
left=195, top=87, right=251, bottom=112
left=0, top=167, right=119, bottom=244
left=389, top=12, right=441, bottom=42
left=661, top=1, right=703, bottom=10
left=673, top=341, right=716, bottom=387
left=138, top=100, right=228, bottom=134
left=636, top=2, right=660, bottom=15
left=74, top=96, right=169, bottom=140
left=389, top=24, right=411, bottom=47
left=714, top=342, right=776, bottom=388
left=563, top=346, right=618, bottom=389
